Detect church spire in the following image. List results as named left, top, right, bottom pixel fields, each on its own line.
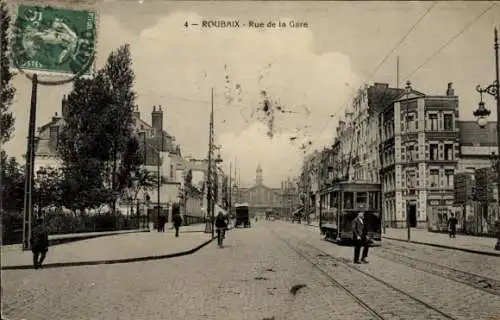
left=256, top=164, right=263, bottom=185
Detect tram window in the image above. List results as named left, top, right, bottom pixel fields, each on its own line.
left=356, top=192, right=367, bottom=209
left=330, top=192, right=337, bottom=208
left=344, top=192, right=353, bottom=209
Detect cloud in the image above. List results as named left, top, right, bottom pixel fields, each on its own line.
left=127, top=12, right=360, bottom=187
left=5, top=10, right=360, bottom=189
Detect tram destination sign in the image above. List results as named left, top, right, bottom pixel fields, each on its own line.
left=11, top=4, right=97, bottom=76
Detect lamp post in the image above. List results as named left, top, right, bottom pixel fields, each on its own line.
left=130, top=172, right=139, bottom=228
left=474, top=28, right=500, bottom=250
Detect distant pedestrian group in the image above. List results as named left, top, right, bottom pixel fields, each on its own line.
left=157, top=215, right=166, bottom=232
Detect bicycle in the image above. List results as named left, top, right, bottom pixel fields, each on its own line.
left=216, top=227, right=226, bottom=247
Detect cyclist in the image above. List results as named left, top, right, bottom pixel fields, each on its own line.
left=215, top=211, right=228, bottom=247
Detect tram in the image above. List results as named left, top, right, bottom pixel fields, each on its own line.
left=235, top=203, right=251, bottom=228
left=320, top=181, right=382, bottom=244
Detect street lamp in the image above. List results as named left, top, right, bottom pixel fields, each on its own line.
left=473, top=97, right=491, bottom=129
left=474, top=28, right=500, bottom=250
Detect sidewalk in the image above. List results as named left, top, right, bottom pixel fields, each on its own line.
left=286, top=220, right=500, bottom=256
left=1, top=224, right=213, bottom=270
left=383, top=228, right=500, bottom=257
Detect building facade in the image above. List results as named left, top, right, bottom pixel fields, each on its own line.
left=299, top=150, right=321, bottom=217
left=34, top=97, right=183, bottom=216
left=455, top=121, right=499, bottom=234
left=235, top=165, right=285, bottom=215
left=380, top=83, right=460, bottom=229
left=315, top=83, right=401, bottom=220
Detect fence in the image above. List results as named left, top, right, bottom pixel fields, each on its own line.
left=183, top=215, right=206, bottom=226
left=1, top=211, right=145, bottom=245
left=427, top=202, right=499, bottom=238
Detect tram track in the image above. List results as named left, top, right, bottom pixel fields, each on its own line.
left=269, top=228, right=458, bottom=320
left=374, top=247, right=500, bottom=296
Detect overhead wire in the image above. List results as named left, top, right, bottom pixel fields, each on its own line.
left=403, top=2, right=498, bottom=81
left=356, top=3, right=499, bottom=131
left=315, top=1, right=438, bottom=143
left=341, top=2, right=500, bottom=149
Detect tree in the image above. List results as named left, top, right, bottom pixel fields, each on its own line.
left=58, top=76, right=114, bottom=214
left=58, top=159, right=112, bottom=214
left=130, top=168, right=157, bottom=201
left=100, top=44, right=137, bottom=212
left=0, top=3, right=16, bottom=143
left=33, top=166, right=64, bottom=210
left=101, top=44, right=136, bottom=192
left=116, top=136, right=143, bottom=192
left=184, top=169, right=193, bottom=193
left=58, top=44, right=138, bottom=214
left=0, top=150, right=24, bottom=213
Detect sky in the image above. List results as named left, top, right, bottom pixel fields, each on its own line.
left=3, top=0, right=500, bottom=188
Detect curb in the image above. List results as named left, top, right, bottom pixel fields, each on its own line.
left=383, top=236, right=500, bottom=257
left=2, top=237, right=215, bottom=270
left=288, top=221, right=500, bottom=257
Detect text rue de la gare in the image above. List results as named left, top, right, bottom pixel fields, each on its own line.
left=196, top=20, right=309, bottom=29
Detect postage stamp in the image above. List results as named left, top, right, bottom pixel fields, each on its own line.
left=11, top=4, right=97, bottom=76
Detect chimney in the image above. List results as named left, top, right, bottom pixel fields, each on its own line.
left=374, top=83, right=389, bottom=90
left=151, top=105, right=163, bottom=134
left=446, top=82, right=455, bottom=96
left=52, top=112, right=61, bottom=122
left=339, top=120, right=346, bottom=132
left=133, top=105, right=140, bottom=119
left=49, top=124, right=59, bottom=151
left=61, top=96, right=68, bottom=118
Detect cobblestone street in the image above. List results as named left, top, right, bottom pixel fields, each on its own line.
left=0, top=222, right=373, bottom=320
left=273, top=221, right=500, bottom=320
left=2, top=221, right=499, bottom=320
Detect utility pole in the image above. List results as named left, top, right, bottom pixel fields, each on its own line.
left=229, top=162, right=232, bottom=215
left=22, top=74, right=38, bottom=251
left=205, top=88, right=215, bottom=237
left=405, top=80, right=412, bottom=242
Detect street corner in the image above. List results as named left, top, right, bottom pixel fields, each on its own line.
left=1, top=230, right=214, bottom=270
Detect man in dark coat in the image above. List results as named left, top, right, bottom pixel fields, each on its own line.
left=172, top=203, right=182, bottom=237
left=448, top=213, right=458, bottom=238
left=352, top=211, right=369, bottom=264
left=30, top=217, right=49, bottom=269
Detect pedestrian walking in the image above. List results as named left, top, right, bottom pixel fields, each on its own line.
left=215, top=211, right=228, bottom=248
left=30, top=217, right=49, bottom=269
left=172, top=214, right=182, bottom=237
left=172, top=203, right=182, bottom=237
left=448, top=213, right=458, bottom=238
left=158, top=215, right=166, bottom=232
left=352, top=211, right=369, bottom=264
